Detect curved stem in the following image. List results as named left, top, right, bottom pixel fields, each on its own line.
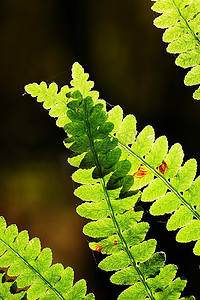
left=118, top=140, right=200, bottom=221
left=83, top=99, right=155, bottom=300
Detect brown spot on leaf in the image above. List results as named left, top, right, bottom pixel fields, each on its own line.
left=95, top=245, right=103, bottom=252
left=134, top=165, right=150, bottom=179
left=158, top=161, right=168, bottom=174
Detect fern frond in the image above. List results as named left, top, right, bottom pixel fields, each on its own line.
left=26, top=62, right=194, bottom=299
left=0, top=216, right=95, bottom=300
left=65, top=91, right=189, bottom=299
left=115, top=118, right=200, bottom=255
left=152, top=0, right=200, bottom=99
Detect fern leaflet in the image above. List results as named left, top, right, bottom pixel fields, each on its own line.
left=152, top=0, right=200, bottom=99
left=26, top=62, right=195, bottom=299
left=0, top=216, right=95, bottom=300
left=25, top=81, right=70, bottom=127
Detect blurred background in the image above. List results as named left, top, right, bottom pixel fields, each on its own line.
left=0, top=0, right=200, bottom=299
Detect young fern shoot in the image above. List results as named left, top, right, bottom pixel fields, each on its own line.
left=152, top=0, right=200, bottom=99
left=25, top=62, right=196, bottom=299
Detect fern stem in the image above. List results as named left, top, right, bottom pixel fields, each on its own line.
left=100, top=177, right=156, bottom=300
left=83, top=100, right=155, bottom=300
left=118, top=141, right=200, bottom=221
left=0, top=237, right=65, bottom=300
left=171, top=0, right=200, bottom=45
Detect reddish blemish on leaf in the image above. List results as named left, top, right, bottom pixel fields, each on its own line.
left=95, top=245, right=103, bottom=252
left=158, top=161, right=168, bottom=174
left=134, top=165, right=150, bottom=179
left=113, top=240, right=118, bottom=246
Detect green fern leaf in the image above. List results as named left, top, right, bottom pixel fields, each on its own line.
left=116, top=114, right=137, bottom=145
left=107, top=105, right=123, bottom=134
left=26, top=62, right=195, bottom=299
left=0, top=216, right=94, bottom=300
left=25, top=81, right=71, bottom=127
left=176, top=219, right=200, bottom=242
left=167, top=205, right=193, bottom=230
left=152, top=0, right=200, bottom=99
left=65, top=94, right=187, bottom=298
left=70, top=62, right=99, bottom=100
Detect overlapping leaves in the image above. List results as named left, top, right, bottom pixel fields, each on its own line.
left=65, top=92, right=190, bottom=299
left=25, top=62, right=99, bottom=127
left=152, top=0, right=200, bottom=99
left=25, top=62, right=196, bottom=299
left=0, top=216, right=94, bottom=300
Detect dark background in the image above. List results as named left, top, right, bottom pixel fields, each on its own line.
left=0, top=1, right=200, bottom=299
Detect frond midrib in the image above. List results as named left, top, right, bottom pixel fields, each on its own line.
left=83, top=100, right=156, bottom=300
left=0, top=236, right=65, bottom=300
left=117, top=140, right=200, bottom=221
